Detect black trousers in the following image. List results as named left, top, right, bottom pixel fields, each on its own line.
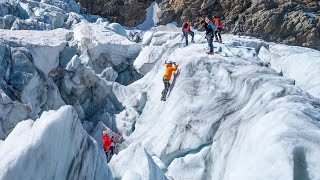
left=163, top=78, right=170, bottom=93
left=215, top=28, right=222, bottom=42
left=206, top=34, right=214, bottom=52
left=184, top=30, right=195, bottom=46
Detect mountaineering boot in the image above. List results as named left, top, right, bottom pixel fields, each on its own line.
left=161, top=90, right=166, bottom=101
left=191, top=40, right=195, bottom=43
left=161, top=87, right=169, bottom=101
left=206, top=51, right=214, bottom=55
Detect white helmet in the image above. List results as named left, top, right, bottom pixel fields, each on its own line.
left=166, top=61, right=173, bottom=64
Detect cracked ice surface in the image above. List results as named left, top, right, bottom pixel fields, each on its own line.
left=0, top=106, right=113, bottom=179
left=73, top=22, right=142, bottom=68
left=0, top=21, right=144, bottom=140
left=259, top=43, right=320, bottom=99
left=110, top=30, right=320, bottom=180
left=110, top=143, right=168, bottom=180
left=0, top=0, right=82, bottom=30
left=1, top=28, right=71, bottom=74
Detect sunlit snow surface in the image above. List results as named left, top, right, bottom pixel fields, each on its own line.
left=0, top=18, right=320, bottom=180
left=259, top=44, right=320, bottom=99
left=111, top=30, right=320, bottom=180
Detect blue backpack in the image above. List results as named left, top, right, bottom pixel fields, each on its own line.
left=208, top=22, right=215, bottom=30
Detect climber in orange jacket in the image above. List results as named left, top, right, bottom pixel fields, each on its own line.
left=213, top=16, right=224, bottom=43
left=161, top=61, right=178, bottom=101
left=182, top=21, right=195, bottom=46
left=163, top=61, right=178, bottom=81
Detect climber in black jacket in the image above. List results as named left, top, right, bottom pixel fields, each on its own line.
left=200, top=19, right=214, bottom=55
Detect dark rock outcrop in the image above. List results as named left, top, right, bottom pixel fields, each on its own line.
left=76, top=0, right=154, bottom=26
left=157, top=0, right=320, bottom=49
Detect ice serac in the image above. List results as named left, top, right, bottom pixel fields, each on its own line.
left=112, top=30, right=320, bottom=180
left=0, top=106, right=113, bottom=180
left=0, top=40, right=65, bottom=138
left=110, top=143, right=168, bottom=180
left=0, top=0, right=83, bottom=30
left=134, top=30, right=181, bottom=75
left=40, top=0, right=80, bottom=13
left=73, top=22, right=143, bottom=85
left=258, top=44, right=320, bottom=99
left=136, top=2, right=161, bottom=31
left=0, top=28, right=71, bottom=75
left=0, top=89, right=33, bottom=139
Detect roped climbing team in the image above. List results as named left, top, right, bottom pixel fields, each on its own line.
left=183, top=15, right=225, bottom=55
left=102, top=15, right=226, bottom=162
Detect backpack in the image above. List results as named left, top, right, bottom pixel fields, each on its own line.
left=217, top=22, right=224, bottom=30
left=183, top=23, right=188, bottom=29
left=208, top=22, right=215, bottom=30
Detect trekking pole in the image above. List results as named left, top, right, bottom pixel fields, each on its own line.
left=197, top=33, right=206, bottom=43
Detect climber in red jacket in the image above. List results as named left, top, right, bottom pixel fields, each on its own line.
left=213, top=16, right=224, bottom=43
left=102, top=130, right=113, bottom=157
left=182, top=21, right=195, bottom=46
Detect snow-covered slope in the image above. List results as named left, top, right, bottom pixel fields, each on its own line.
left=259, top=44, right=320, bottom=99
left=110, top=30, right=320, bottom=180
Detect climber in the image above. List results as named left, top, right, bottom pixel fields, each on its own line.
left=102, top=130, right=113, bottom=159
left=200, top=19, right=214, bottom=55
left=182, top=21, right=195, bottom=46
left=205, top=17, right=216, bottom=30
left=161, top=61, right=178, bottom=101
left=213, top=16, right=224, bottom=43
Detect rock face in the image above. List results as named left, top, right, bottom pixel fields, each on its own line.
left=77, top=0, right=320, bottom=49
left=76, top=0, right=154, bottom=26
left=166, top=0, right=319, bottom=50
left=158, top=0, right=320, bottom=49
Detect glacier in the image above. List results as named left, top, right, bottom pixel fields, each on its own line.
left=109, top=32, right=320, bottom=180
left=0, top=106, right=112, bottom=179
left=1, top=0, right=320, bottom=179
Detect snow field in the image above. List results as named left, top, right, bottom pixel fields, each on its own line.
left=110, top=28, right=320, bottom=180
